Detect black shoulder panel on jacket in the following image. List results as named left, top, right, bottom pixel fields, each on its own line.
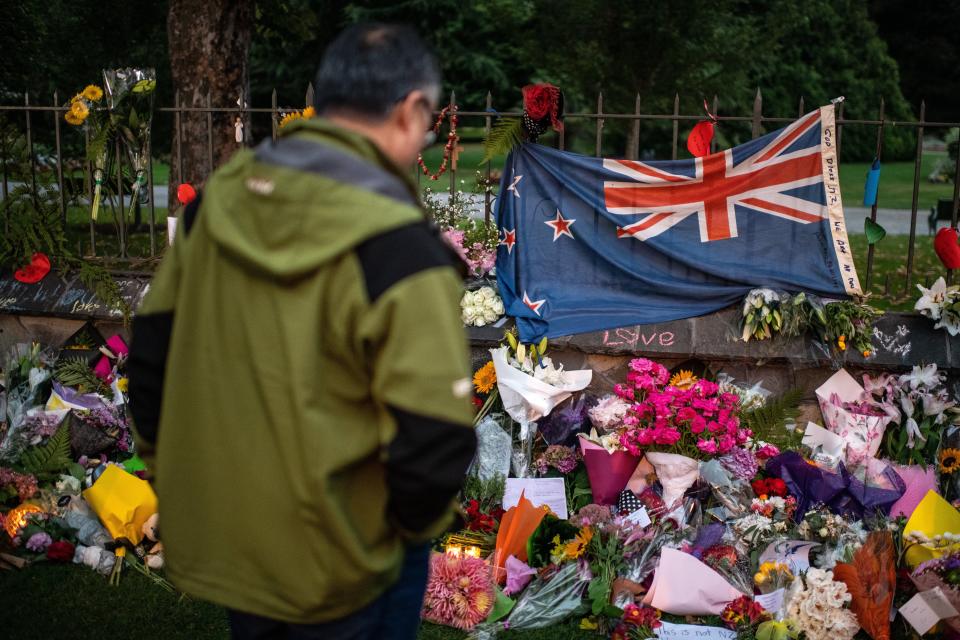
left=183, top=192, right=203, bottom=235
left=355, top=222, right=459, bottom=303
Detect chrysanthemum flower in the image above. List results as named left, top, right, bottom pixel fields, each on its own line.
left=421, top=553, right=494, bottom=630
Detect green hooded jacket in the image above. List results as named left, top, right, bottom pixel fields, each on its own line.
left=128, top=118, right=477, bottom=623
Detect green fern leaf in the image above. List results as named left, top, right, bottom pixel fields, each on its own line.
left=19, top=419, right=73, bottom=475
left=481, top=117, right=523, bottom=164
left=742, top=389, right=804, bottom=449
left=55, top=357, right=109, bottom=395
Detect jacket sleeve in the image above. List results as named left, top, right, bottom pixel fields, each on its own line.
left=355, top=223, right=477, bottom=541
left=127, top=197, right=200, bottom=466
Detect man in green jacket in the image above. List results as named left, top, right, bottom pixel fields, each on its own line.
left=128, top=24, right=477, bottom=639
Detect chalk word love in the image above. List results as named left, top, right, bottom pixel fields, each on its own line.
left=602, top=326, right=675, bottom=350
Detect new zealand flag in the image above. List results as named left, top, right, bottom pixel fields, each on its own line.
left=496, top=104, right=861, bottom=341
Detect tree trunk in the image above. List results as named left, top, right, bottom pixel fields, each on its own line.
left=167, top=0, right=253, bottom=205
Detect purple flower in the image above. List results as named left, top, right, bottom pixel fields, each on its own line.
left=25, top=532, right=52, bottom=552
left=720, top=447, right=760, bottom=481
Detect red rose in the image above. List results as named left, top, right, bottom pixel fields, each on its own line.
left=46, top=540, right=75, bottom=562
left=472, top=396, right=483, bottom=409
left=767, top=478, right=788, bottom=497
left=751, top=479, right=769, bottom=497
left=522, top=84, right=557, bottom=121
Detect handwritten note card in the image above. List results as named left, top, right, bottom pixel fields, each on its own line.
left=899, top=587, right=959, bottom=635
left=503, top=478, right=568, bottom=520
left=655, top=621, right=736, bottom=639
left=758, top=540, right=820, bottom=572
left=754, top=588, right=784, bottom=614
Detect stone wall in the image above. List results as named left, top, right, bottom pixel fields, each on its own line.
left=1, top=273, right=956, bottom=420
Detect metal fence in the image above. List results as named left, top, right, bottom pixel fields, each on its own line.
left=1, top=87, right=958, bottom=297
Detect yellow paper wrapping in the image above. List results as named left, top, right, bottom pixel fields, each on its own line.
left=82, top=464, right=158, bottom=547
left=904, top=490, right=960, bottom=568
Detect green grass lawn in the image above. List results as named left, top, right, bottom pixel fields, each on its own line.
left=0, top=562, right=594, bottom=640
left=849, top=232, right=947, bottom=310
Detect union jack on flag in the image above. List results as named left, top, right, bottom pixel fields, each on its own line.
left=606, top=109, right=826, bottom=243
left=495, top=104, right=861, bottom=341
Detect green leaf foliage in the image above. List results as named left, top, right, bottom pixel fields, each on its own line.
left=18, top=419, right=73, bottom=476
left=741, top=389, right=804, bottom=450
left=481, top=118, right=523, bottom=164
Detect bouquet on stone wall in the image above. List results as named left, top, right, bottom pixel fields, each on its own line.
left=915, top=277, right=960, bottom=336
left=461, top=286, right=505, bottom=327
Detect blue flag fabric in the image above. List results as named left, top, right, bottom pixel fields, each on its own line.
left=496, top=104, right=862, bottom=341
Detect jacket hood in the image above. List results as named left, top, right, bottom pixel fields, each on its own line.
left=199, top=119, right=424, bottom=281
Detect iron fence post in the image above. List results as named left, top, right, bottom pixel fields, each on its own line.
left=147, top=135, right=156, bottom=256
left=671, top=93, right=679, bottom=160
left=52, top=91, right=66, bottom=224
left=948, top=129, right=960, bottom=285
left=905, top=100, right=925, bottom=292
left=595, top=92, right=604, bottom=158
left=25, top=92, right=36, bottom=205
left=865, top=97, right=885, bottom=292
left=631, top=93, right=641, bottom=160
left=449, top=90, right=456, bottom=199
left=751, top=88, right=762, bottom=139
left=484, top=91, right=492, bottom=224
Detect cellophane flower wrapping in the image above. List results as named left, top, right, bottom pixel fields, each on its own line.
left=816, top=369, right=892, bottom=467
left=470, top=414, right=512, bottom=481
left=489, top=347, right=591, bottom=477
left=501, top=562, right=588, bottom=630
left=102, top=68, right=156, bottom=212
left=1, top=344, right=54, bottom=453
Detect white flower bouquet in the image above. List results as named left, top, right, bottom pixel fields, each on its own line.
left=461, top=286, right=505, bottom=327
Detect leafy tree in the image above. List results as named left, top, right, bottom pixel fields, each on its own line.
left=869, top=0, right=960, bottom=124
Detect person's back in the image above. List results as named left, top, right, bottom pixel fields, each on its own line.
left=128, top=24, right=477, bottom=639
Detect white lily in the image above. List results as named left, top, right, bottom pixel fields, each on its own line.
left=935, top=301, right=960, bottom=336
left=905, top=417, right=926, bottom=448
left=915, top=278, right=948, bottom=319
left=923, top=392, right=954, bottom=417
left=901, top=364, right=941, bottom=390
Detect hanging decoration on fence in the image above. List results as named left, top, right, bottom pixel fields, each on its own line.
left=482, top=83, right=564, bottom=163
left=934, top=227, right=960, bottom=270
left=863, top=158, right=881, bottom=206
left=13, top=252, right=51, bottom=284
left=496, top=103, right=862, bottom=341
left=417, top=104, right=459, bottom=180
left=864, top=218, right=887, bottom=245
left=686, top=100, right=718, bottom=158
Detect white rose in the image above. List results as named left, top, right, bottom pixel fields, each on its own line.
left=482, top=309, right=499, bottom=323
left=492, top=299, right=505, bottom=315
left=479, top=286, right=495, bottom=300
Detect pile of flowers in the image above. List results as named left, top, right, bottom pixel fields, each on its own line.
left=438, top=342, right=960, bottom=638
left=0, top=334, right=162, bottom=585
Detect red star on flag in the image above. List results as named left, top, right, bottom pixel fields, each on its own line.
left=500, top=228, right=517, bottom=254
left=545, top=210, right=575, bottom=241
left=522, top=291, right=545, bottom=316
